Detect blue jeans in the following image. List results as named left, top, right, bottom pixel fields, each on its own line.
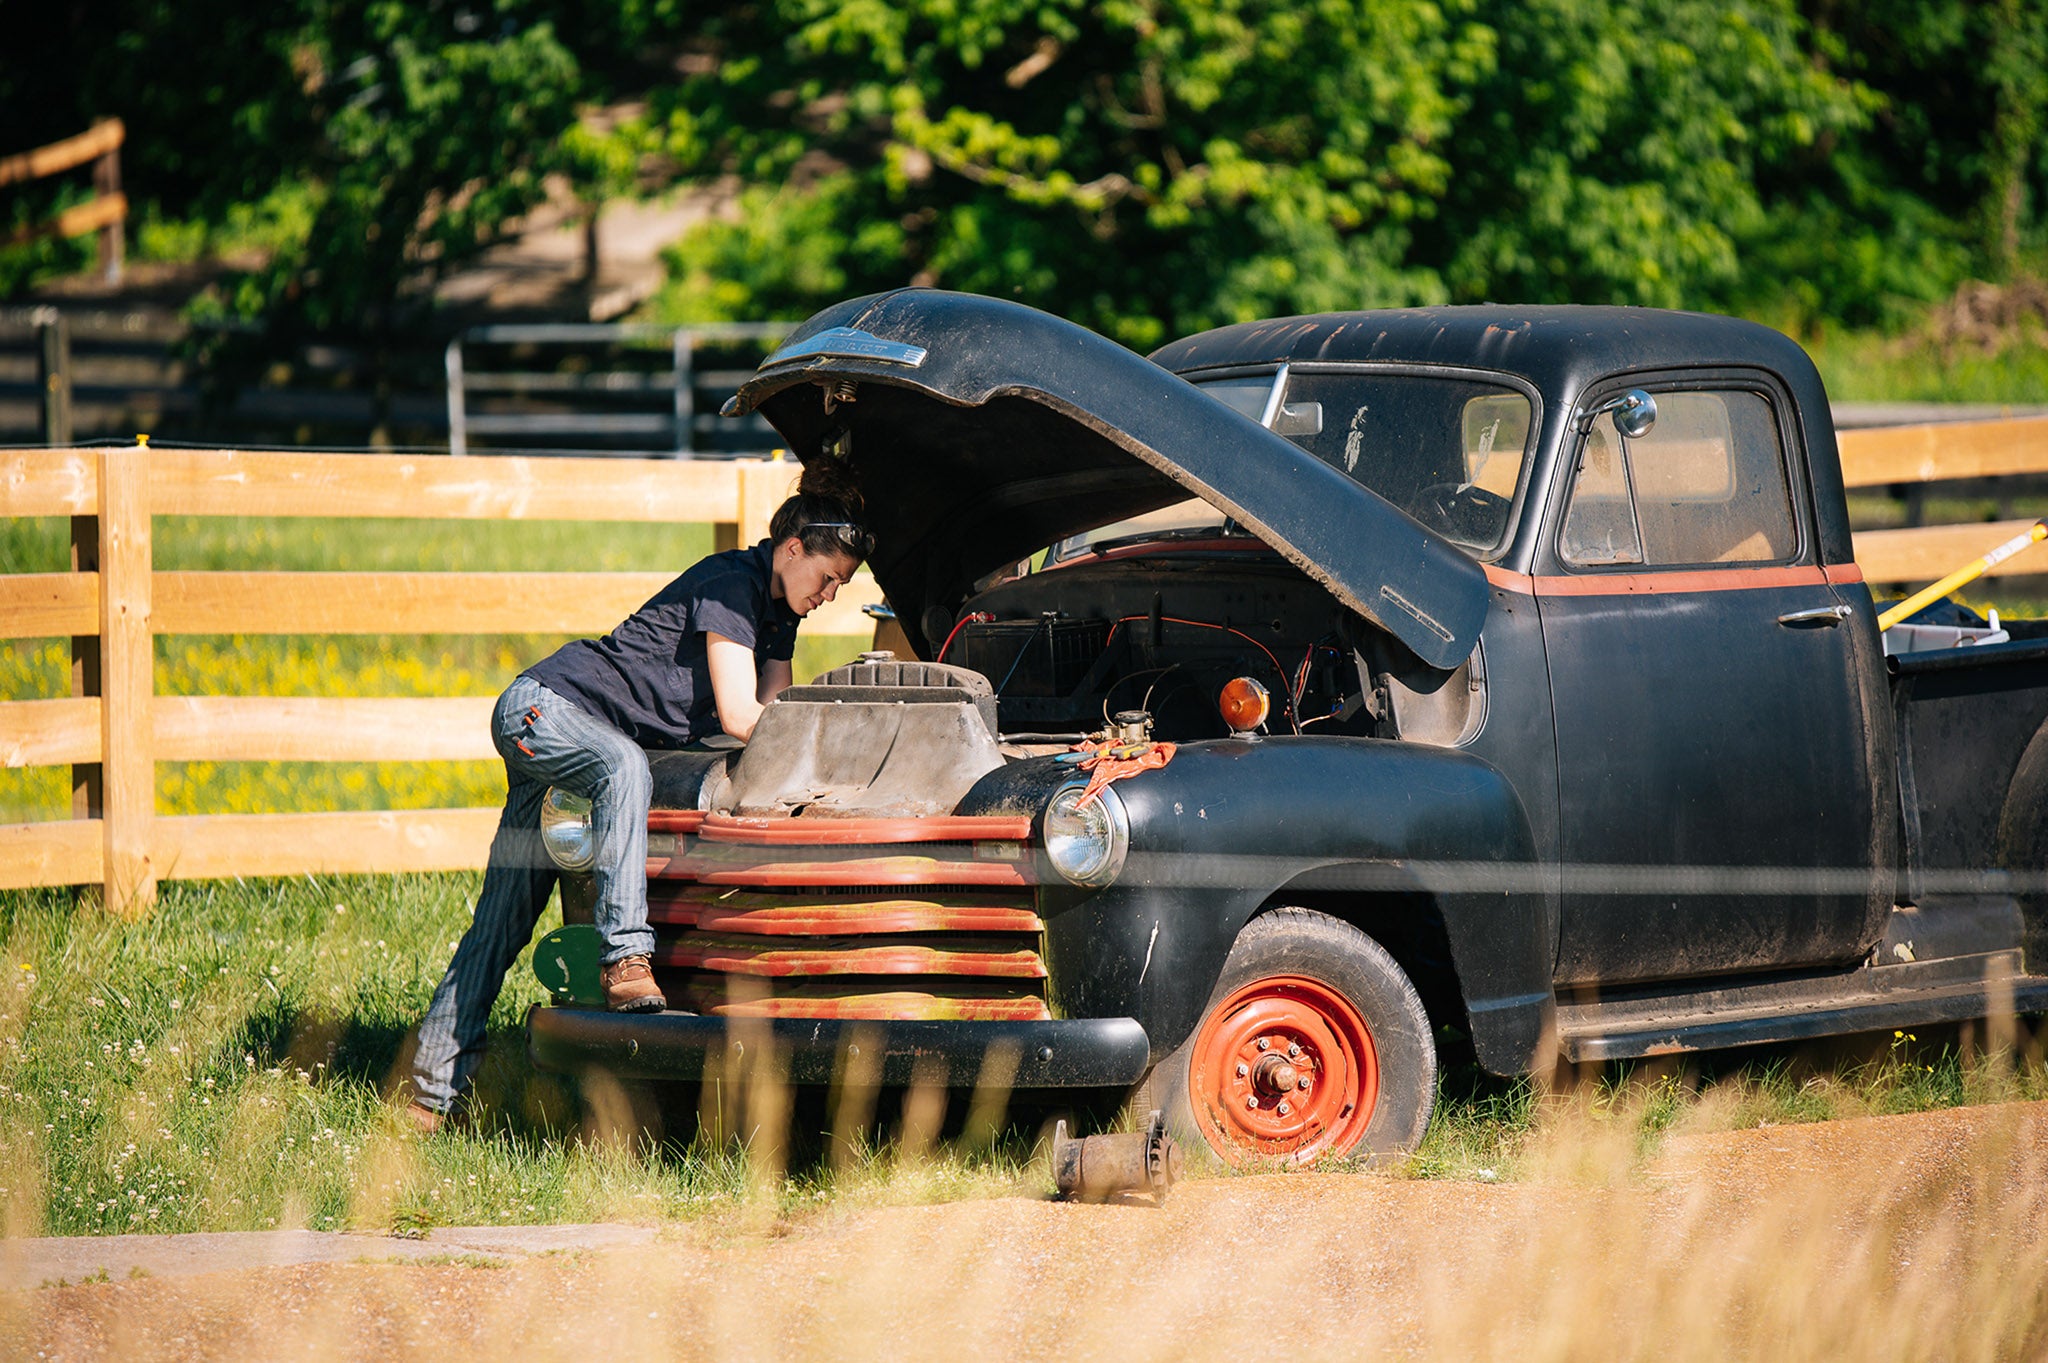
left=410, top=675, right=658, bottom=1113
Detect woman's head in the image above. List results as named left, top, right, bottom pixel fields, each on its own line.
left=767, top=458, right=872, bottom=617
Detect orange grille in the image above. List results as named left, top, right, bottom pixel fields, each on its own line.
left=645, top=814, right=1050, bottom=1021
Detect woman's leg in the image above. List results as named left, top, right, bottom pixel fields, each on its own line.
left=501, top=684, right=656, bottom=966
left=411, top=682, right=561, bottom=1113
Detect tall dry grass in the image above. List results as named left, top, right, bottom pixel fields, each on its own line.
left=4, top=1082, right=2044, bottom=1361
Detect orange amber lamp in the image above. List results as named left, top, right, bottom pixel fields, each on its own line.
left=1218, top=677, right=1270, bottom=734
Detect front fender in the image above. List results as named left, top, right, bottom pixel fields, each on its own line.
left=962, top=737, right=1551, bottom=1075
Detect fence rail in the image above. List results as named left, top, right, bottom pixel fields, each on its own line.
left=0, top=120, right=125, bottom=279
left=0, top=417, right=2044, bottom=911
left=0, top=447, right=874, bottom=912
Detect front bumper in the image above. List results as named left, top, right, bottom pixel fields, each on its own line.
left=526, top=1004, right=1151, bottom=1088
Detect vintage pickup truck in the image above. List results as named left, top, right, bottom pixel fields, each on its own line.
left=527, top=289, right=2048, bottom=1166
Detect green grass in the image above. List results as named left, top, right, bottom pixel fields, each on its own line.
left=1805, top=330, right=2048, bottom=406
left=1406, top=1032, right=2048, bottom=1184
left=0, top=874, right=1041, bottom=1240
left=0, top=515, right=723, bottom=577
left=3, top=872, right=2044, bottom=1237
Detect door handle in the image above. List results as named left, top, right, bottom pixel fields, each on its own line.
left=1778, top=604, right=1853, bottom=628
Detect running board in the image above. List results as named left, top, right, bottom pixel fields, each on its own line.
left=1556, top=951, right=2048, bottom=1063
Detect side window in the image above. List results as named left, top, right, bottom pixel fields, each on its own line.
left=1561, top=389, right=1797, bottom=568
left=1558, top=423, right=1642, bottom=565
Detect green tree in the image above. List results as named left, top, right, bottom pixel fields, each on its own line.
left=3, top=0, right=591, bottom=333
left=1427, top=0, right=1872, bottom=314
left=650, top=0, right=1902, bottom=342
left=252, top=7, right=584, bottom=335
left=652, top=0, right=1497, bottom=347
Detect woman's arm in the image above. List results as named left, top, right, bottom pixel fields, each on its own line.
left=706, top=633, right=768, bottom=741
left=757, top=658, right=793, bottom=705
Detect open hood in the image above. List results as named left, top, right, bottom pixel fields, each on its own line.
left=725, top=290, right=1488, bottom=669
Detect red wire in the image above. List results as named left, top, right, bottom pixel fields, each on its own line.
left=1104, top=615, right=1300, bottom=733
left=942, top=610, right=1304, bottom=733
left=934, top=612, right=992, bottom=663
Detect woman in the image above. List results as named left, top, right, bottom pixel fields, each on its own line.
left=406, top=462, right=872, bottom=1132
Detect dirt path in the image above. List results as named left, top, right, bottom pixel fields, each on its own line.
left=7, top=1102, right=2047, bottom=1362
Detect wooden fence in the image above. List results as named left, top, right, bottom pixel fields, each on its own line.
left=0, top=120, right=126, bottom=281
left=0, top=448, right=877, bottom=914
left=0, top=419, right=2043, bottom=912
left=1839, top=415, right=2048, bottom=579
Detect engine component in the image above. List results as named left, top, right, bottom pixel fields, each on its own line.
left=1051, top=1110, right=1183, bottom=1203
left=717, top=659, right=1005, bottom=818
left=948, top=616, right=1110, bottom=698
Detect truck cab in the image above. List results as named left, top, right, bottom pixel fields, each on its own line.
left=529, top=291, right=2048, bottom=1166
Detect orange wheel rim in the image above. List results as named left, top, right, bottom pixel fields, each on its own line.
left=1189, top=974, right=1379, bottom=1165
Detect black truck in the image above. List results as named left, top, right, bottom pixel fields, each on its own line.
left=527, top=290, right=2048, bottom=1166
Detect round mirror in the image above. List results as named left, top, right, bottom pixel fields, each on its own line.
left=1611, top=389, right=1658, bottom=439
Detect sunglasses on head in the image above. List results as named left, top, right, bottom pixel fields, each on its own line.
left=804, top=521, right=875, bottom=556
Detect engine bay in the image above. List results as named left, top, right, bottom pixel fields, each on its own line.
left=928, top=550, right=1434, bottom=745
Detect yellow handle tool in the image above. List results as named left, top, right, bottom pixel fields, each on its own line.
left=1876, top=520, right=2048, bottom=632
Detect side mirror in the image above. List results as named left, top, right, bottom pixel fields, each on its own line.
left=1587, top=389, right=1658, bottom=440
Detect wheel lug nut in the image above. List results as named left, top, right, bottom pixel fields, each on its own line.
left=1277, top=1101, right=1292, bottom=1116
left=1297, top=1076, right=1310, bottom=1090
left=1245, top=1094, right=1259, bottom=1109
left=1256, top=1037, right=1270, bottom=1051
left=1236, top=1062, right=1249, bottom=1078
left=1287, top=1042, right=1301, bottom=1058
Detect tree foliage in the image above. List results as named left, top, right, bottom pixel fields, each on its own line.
left=647, top=0, right=2045, bottom=339
left=4, top=0, right=2044, bottom=342
left=5, top=0, right=589, bottom=334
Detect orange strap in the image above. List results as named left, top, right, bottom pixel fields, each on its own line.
left=1070, top=740, right=1177, bottom=807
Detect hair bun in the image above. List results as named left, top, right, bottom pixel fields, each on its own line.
left=796, top=457, right=864, bottom=514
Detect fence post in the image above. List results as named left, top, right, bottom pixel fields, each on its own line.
left=36, top=309, right=72, bottom=446
left=672, top=329, right=694, bottom=457
left=738, top=458, right=792, bottom=547
left=445, top=338, right=467, bottom=456
left=70, top=509, right=102, bottom=836
left=96, top=445, right=154, bottom=914
left=93, top=129, right=123, bottom=283
left=713, top=456, right=746, bottom=553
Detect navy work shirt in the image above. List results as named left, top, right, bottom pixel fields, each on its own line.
left=523, top=540, right=799, bottom=748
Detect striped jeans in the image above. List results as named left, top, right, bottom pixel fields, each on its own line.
left=410, top=675, right=656, bottom=1114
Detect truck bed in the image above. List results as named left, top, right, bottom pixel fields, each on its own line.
left=1891, top=629, right=2048, bottom=902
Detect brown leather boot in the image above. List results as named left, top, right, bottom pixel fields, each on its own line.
left=600, top=955, right=667, bottom=1012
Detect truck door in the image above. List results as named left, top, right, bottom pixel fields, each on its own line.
left=1539, top=379, right=1882, bottom=987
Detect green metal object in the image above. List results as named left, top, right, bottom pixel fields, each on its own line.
left=533, top=923, right=604, bottom=1006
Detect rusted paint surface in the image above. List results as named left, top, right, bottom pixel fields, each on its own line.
left=633, top=813, right=1051, bottom=1020
left=701, top=988, right=1053, bottom=1022
left=687, top=892, right=1043, bottom=936
left=655, top=935, right=1048, bottom=978
left=697, top=813, right=1033, bottom=845
left=671, top=853, right=1034, bottom=887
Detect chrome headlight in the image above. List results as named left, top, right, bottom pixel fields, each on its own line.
left=539, top=787, right=595, bottom=871
left=1042, top=782, right=1130, bottom=887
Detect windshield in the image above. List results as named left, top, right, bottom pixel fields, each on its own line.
left=1272, top=371, right=1532, bottom=556
left=1048, top=370, right=1534, bottom=563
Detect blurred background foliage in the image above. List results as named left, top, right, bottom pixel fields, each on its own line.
left=4, top=0, right=2046, bottom=347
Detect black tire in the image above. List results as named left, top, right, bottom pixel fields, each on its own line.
left=1136, top=907, right=1436, bottom=1167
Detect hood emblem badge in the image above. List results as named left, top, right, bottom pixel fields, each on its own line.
left=760, top=326, right=929, bottom=370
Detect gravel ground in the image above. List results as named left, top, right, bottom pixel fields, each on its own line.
left=6, top=1101, right=2046, bottom=1362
